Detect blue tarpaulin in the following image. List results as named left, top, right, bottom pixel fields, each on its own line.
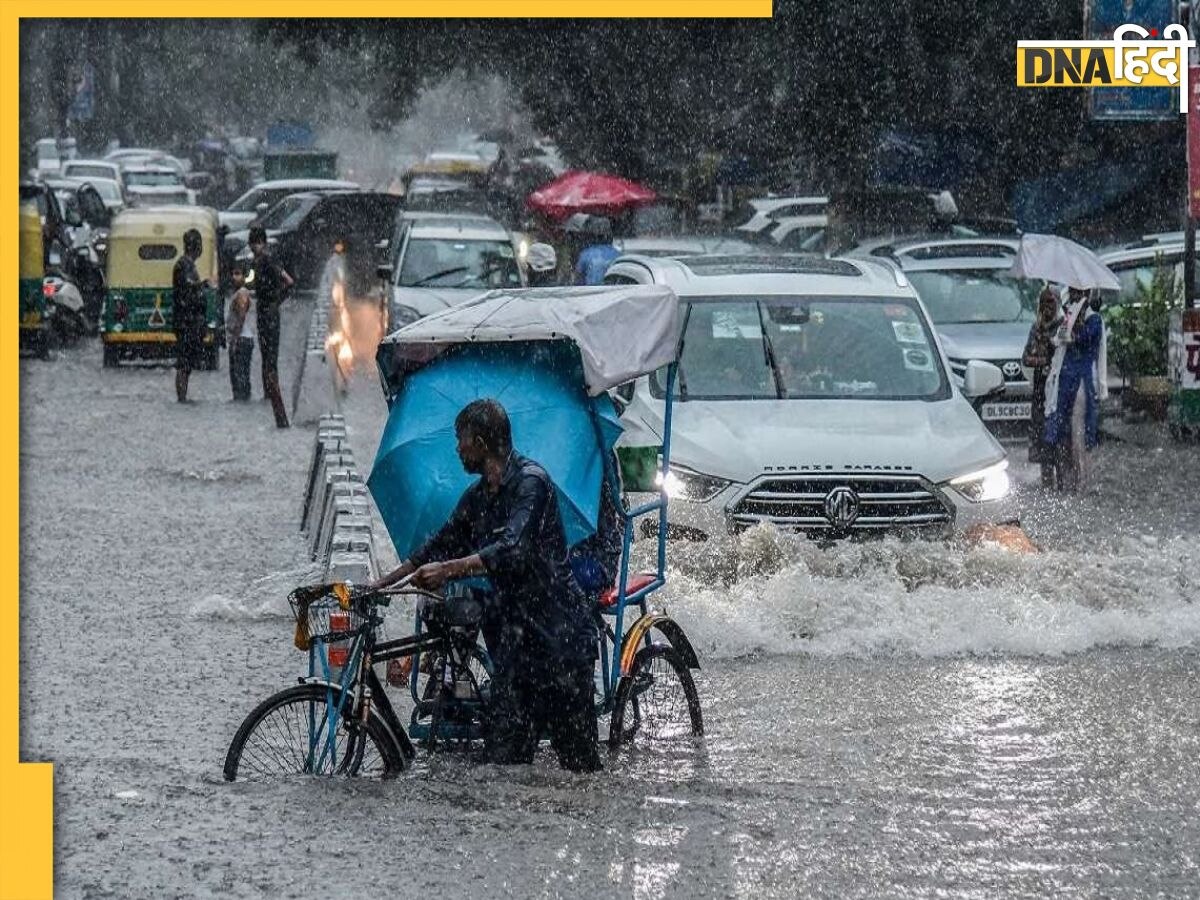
left=367, top=341, right=623, bottom=561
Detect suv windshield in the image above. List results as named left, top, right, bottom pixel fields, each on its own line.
left=653, top=296, right=949, bottom=401
left=257, top=195, right=317, bottom=230
left=907, top=270, right=1035, bottom=324
left=398, top=238, right=520, bottom=288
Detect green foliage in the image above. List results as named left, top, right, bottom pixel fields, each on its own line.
left=1105, top=259, right=1183, bottom=378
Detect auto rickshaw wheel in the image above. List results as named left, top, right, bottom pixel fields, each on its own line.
left=102, top=345, right=120, bottom=368
left=34, top=331, right=50, bottom=360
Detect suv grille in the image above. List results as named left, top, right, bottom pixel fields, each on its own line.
left=730, top=474, right=952, bottom=532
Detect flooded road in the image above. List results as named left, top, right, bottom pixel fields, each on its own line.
left=19, top=296, right=1200, bottom=898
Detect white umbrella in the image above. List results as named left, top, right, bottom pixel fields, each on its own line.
left=1008, top=233, right=1120, bottom=291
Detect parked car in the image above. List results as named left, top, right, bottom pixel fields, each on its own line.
left=602, top=254, right=1015, bottom=540
left=378, top=211, right=523, bottom=329
left=218, top=178, right=359, bottom=232
left=1098, top=232, right=1192, bottom=304
left=227, top=190, right=403, bottom=294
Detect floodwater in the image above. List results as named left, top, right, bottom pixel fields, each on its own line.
left=19, top=295, right=1200, bottom=898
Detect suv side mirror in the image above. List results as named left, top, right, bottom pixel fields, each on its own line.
left=376, top=263, right=394, bottom=282
left=255, top=201, right=269, bottom=215
left=962, top=359, right=1004, bottom=398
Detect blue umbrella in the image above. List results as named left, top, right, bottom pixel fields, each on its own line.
left=368, top=341, right=623, bottom=561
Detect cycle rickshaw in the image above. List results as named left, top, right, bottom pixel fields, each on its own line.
left=224, top=284, right=701, bottom=780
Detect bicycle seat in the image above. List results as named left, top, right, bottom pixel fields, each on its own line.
left=598, top=573, right=657, bottom=608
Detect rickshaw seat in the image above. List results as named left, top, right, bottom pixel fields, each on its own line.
left=598, top=573, right=657, bottom=608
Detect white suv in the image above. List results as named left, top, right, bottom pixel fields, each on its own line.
left=602, top=255, right=1018, bottom=539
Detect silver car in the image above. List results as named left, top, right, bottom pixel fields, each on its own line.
left=845, top=237, right=1038, bottom=429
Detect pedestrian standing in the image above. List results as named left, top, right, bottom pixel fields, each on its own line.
left=248, top=226, right=293, bottom=428
left=526, top=242, right=559, bottom=287
left=573, top=218, right=619, bottom=286
left=225, top=265, right=255, bottom=402
left=172, top=228, right=211, bottom=403
left=1022, top=286, right=1060, bottom=473
left=1043, top=287, right=1108, bottom=490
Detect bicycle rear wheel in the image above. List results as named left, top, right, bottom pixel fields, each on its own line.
left=608, top=644, right=703, bottom=748
left=223, top=683, right=406, bottom=781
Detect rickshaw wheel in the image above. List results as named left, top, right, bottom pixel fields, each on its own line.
left=102, top=345, right=120, bottom=368
left=609, top=644, right=703, bottom=748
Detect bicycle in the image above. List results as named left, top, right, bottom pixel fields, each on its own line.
left=223, top=580, right=491, bottom=781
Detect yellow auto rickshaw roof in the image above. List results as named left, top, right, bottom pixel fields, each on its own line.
left=107, top=207, right=219, bottom=287
left=108, top=206, right=219, bottom=241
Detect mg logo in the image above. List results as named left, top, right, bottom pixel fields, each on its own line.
left=1002, top=361, right=1022, bottom=379
left=823, top=486, right=860, bottom=530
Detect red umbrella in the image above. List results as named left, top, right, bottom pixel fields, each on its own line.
left=526, top=170, right=657, bottom=222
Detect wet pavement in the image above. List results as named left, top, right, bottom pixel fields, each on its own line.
left=18, top=296, right=1200, bottom=898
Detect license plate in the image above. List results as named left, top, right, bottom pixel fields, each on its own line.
left=982, top=401, right=1031, bottom=421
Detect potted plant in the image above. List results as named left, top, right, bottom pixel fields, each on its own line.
left=1105, top=258, right=1181, bottom=419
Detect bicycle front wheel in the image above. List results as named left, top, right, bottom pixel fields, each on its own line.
left=223, top=683, right=406, bottom=782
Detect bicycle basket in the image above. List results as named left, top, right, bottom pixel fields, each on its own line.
left=290, top=589, right=365, bottom=651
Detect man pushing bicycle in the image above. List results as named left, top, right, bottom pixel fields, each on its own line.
left=369, top=398, right=603, bottom=773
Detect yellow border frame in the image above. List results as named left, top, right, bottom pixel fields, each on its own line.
left=4, top=4, right=771, bottom=897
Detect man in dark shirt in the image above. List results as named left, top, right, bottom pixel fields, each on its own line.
left=370, top=399, right=602, bottom=772
left=248, top=226, right=293, bottom=428
left=172, top=228, right=210, bottom=403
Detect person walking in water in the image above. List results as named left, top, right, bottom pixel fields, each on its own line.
left=248, top=226, right=293, bottom=428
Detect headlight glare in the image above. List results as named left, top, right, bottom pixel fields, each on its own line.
left=948, top=460, right=1010, bottom=502
left=654, top=466, right=729, bottom=502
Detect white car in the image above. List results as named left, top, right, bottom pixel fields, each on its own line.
left=602, top=254, right=1017, bottom=539
left=122, top=165, right=195, bottom=207
left=612, top=235, right=765, bottom=258
left=379, top=212, right=524, bottom=329
left=219, top=178, right=359, bottom=231
left=61, top=159, right=124, bottom=190
left=736, top=196, right=828, bottom=236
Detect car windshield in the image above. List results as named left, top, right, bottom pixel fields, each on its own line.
left=907, top=270, right=1035, bottom=324
left=653, top=296, right=950, bottom=401
left=398, top=238, right=520, bottom=288
left=125, top=170, right=181, bottom=187
left=1110, top=257, right=1188, bottom=304
left=65, top=164, right=112, bottom=179
left=257, top=195, right=316, bottom=230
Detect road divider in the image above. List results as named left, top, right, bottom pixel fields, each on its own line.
left=300, top=413, right=378, bottom=585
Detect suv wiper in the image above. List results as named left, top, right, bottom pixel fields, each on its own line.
left=756, top=303, right=785, bottom=399
left=408, top=265, right=469, bottom=287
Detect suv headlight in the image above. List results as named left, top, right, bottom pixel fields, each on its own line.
left=389, top=304, right=421, bottom=329
left=655, top=465, right=730, bottom=502
left=946, top=460, right=1010, bottom=502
